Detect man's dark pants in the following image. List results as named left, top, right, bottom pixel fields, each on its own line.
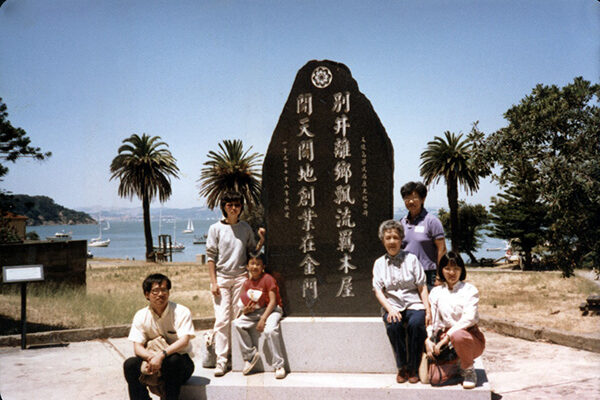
left=123, top=353, right=194, bottom=400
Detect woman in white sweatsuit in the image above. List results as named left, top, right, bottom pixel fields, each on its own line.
left=206, top=191, right=265, bottom=376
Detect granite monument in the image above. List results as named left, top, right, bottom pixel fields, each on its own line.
left=263, top=60, right=394, bottom=316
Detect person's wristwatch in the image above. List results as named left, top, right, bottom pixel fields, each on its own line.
left=162, top=350, right=168, bottom=357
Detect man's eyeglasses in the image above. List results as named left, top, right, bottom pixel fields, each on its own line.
left=150, top=288, right=169, bottom=295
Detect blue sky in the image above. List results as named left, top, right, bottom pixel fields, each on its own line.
left=1, top=0, right=598, bottom=211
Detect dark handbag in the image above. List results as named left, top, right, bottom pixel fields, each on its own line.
left=427, top=329, right=459, bottom=386
left=428, top=358, right=460, bottom=386
left=430, top=329, right=457, bottom=362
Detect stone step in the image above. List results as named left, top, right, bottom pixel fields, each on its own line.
left=181, top=360, right=490, bottom=400
left=184, top=316, right=491, bottom=399
left=231, top=317, right=400, bottom=373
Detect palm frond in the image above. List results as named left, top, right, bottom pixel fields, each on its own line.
left=419, top=131, right=480, bottom=194
left=110, top=133, right=180, bottom=202
left=197, top=139, right=263, bottom=210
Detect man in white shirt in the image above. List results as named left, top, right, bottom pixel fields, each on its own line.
left=123, top=273, right=195, bottom=400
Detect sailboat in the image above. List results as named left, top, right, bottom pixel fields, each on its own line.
left=89, top=214, right=110, bottom=247
left=183, top=218, right=194, bottom=234
left=154, top=213, right=185, bottom=252
left=171, top=219, right=185, bottom=252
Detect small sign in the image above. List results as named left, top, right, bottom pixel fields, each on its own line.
left=3, top=265, right=44, bottom=283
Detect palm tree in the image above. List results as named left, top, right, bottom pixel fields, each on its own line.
left=420, top=131, right=480, bottom=251
left=198, top=139, right=263, bottom=210
left=110, top=134, right=179, bottom=261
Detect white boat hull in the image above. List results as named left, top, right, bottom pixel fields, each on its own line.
left=47, top=232, right=72, bottom=242
left=89, top=238, right=110, bottom=247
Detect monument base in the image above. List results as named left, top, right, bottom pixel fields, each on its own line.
left=232, top=316, right=397, bottom=373
left=179, top=317, right=490, bottom=399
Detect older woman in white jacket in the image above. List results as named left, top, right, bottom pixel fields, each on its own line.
left=425, top=252, right=485, bottom=389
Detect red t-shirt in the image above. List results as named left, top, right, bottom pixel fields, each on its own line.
left=240, top=273, right=283, bottom=309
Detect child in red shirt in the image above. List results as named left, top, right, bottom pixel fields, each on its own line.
left=233, top=252, right=286, bottom=378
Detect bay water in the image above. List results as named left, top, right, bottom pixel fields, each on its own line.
left=31, top=219, right=215, bottom=262
left=29, top=219, right=508, bottom=264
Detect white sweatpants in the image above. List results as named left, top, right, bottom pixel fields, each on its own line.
left=212, top=273, right=247, bottom=367
left=233, top=306, right=285, bottom=370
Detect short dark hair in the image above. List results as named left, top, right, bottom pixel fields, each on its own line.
left=400, top=181, right=428, bottom=199
left=220, top=191, right=245, bottom=217
left=437, top=251, right=467, bottom=282
left=247, top=250, right=266, bottom=265
left=142, top=273, right=171, bottom=294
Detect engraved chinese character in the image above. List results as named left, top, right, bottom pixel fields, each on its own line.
left=335, top=206, right=356, bottom=228
left=332, top=91, right=350, bottom=113
left=338, top=253, right=357, bottom=274
left=333, top=185, right=355, bottom=205
left=297, top=186, right=315, bottom=207
left=300, top=254, right=320, bottom=275
left=333, top=114, right=350, bottom=137
left=297, top=93, right=313, bottom=115
left=298, top=140, right=314, bottom=161
left=297, top=163, right=317, bottom=182
left=337, top=229, right=355, bottom=253
left=303, top=277, right=318, bottom=299
left=334, top=161, right=352, bottom=183
left=336, top=276, right=355, bottom=298
left=334, top=137, right=351, bottom=159
left=298, top=208, right=317, bottom=232
left=299, top=232, right=316, bottom=253
left=298, top=117, right=314, bottom=138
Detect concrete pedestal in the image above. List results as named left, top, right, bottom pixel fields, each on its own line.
left=232, top=316, right=397, bottom=373
left=180, top=317, right=491, bottom=399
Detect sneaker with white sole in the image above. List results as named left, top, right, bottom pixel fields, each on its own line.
left=214, top=363, right=226, bottom=377
left=242, top=351, right=261, bottom=375
left=461, top=367, right=477, bottom=389
left=275, top=367, right=286, bottom=379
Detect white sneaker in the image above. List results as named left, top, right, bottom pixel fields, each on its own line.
left=214, top=363, right=226, bottom=377
left=243, top=351, right=261, bottom=375
left=462, top=367, right=477, bottom=389
left=275, top=367, right=286, bottom=379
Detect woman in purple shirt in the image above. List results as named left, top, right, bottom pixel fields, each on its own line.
left=400, top=182, right=447, bottom=289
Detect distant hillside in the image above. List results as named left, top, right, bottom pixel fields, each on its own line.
left=6, top=195, right=95, bottom=226
left=79, top=206, right=222, bottom=221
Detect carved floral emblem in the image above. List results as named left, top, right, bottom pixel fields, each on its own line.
left=311, top=66, right=332, bottom=88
